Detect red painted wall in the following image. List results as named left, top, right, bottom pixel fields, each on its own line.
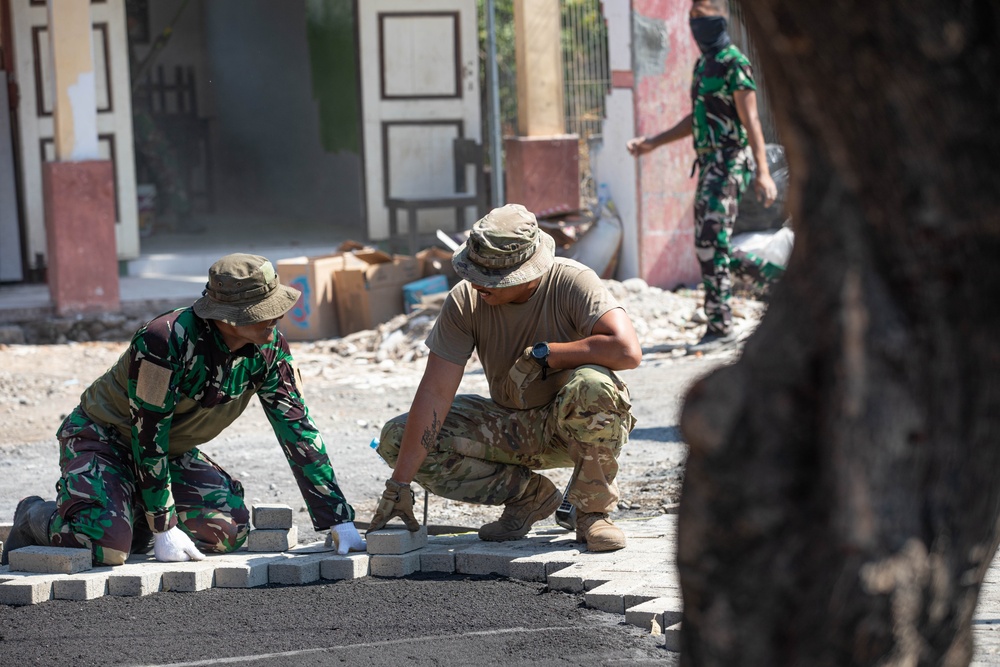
left=633, top=0, right=701, bottom=289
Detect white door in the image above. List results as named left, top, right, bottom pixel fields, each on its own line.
left=8, top=0, right=139, bottom=269
left=358, top=0, right=482, bottom=242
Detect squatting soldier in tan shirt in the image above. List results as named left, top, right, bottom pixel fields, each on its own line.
left=367, top=204, right=642, bottom=552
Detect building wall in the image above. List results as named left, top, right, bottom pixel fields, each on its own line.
left=632, top=0, right=701, bottom=289
left=589, top=0, right=639, bottom=281
left=204, top=0, right=362, bottom=225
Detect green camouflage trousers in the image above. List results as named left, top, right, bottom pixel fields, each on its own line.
left=694, top=147, right=753, bottom=334
left=731, top=249, right=786, bottom=291
left=50, top=407, right=249, bottom=565
left=377, top=365, right=636, bottom=514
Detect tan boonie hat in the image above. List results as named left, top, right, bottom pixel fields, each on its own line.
left=452, top=203, right=555, bottom=288
left=193, top=253, right=300, bottom=326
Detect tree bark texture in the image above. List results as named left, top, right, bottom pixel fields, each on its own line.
left=678, top=2, right=1000, bottom=665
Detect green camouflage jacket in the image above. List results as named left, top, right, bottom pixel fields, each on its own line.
left=77, top=307, right=355, bottom=533
left=691, top=43, right=757, bottom=156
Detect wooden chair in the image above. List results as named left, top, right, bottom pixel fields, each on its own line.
left=386, top=137, right=487, bottom=255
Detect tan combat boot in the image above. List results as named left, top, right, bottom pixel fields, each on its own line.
left=478, top=474, right=562, bottom=542
left=576, top=512, right=626, bottom=552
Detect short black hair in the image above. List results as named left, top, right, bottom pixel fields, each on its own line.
left=692, top=0, right=729, bottom=15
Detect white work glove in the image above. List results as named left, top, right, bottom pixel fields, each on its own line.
left=153, top=526, right=206, bottom=562
left=325, top=522, right=367, bottom=555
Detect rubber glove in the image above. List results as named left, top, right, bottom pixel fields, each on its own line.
left=367, top=479, right=421, bottom=534
left=153, top=526, right=205, bottom=562
left=325, top=522, right=366, bottom=555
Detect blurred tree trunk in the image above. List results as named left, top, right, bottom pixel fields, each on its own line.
left=678, top=2, right=1000, bottom=665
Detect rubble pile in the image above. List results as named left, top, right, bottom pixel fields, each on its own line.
left=299, top=280, right=766, bottom=365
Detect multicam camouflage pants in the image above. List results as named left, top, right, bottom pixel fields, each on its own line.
left=694, top=147, right=754, bottom=334
left=377, top=365, right=635, bottom=514
left=49, top=407, right=249, bottom=566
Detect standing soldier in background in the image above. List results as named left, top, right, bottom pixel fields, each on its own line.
left=628, top=0, right=777, bottom=352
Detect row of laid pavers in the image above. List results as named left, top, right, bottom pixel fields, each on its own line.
left=0, top=514, right=681, bottom=642
left=9, top=512, right=1000, bottom=660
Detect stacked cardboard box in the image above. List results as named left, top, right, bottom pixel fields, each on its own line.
left=276, top=242, right=420, bottom=341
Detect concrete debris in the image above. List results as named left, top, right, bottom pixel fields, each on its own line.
left=298, top=281, right=765, bottom=364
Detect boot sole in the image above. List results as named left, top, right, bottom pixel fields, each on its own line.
left=478, top=487, right=563, bottom=542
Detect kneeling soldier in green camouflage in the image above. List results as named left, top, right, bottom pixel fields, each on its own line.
left=368, top=204, right=642, bottom=552
left=1, top=254, right=364, bottom=566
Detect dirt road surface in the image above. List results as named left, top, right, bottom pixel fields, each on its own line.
left=0, top=288, right=747, bottom=666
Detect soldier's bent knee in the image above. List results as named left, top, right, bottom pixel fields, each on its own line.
left=377, top=416, right=407, bottom=466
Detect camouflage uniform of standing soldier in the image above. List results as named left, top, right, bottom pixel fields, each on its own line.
left=1, top=254, right=365, bottom=566
left=367, top=204, right=642, bottom=552
left=627, top=0, right=778, bottom=351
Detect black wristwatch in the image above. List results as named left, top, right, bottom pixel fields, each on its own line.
left=530, top=342, right=550, bottom=380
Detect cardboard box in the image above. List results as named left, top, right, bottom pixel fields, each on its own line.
left=416, top=247, right=458, bottom=284
left=276, top=255, right=341, bottom=341
left=334, top=249, right=420, bottom=335
left=403, top=275, right=449, bottom=314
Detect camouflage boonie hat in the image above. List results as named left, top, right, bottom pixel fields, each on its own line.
left=193, top=253, right=301, bottom=326
left=452, top=204, right=555, bottom=288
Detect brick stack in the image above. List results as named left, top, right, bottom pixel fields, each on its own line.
left=247, top=504, right=297, bottom=552
left=366, top=526, right=428, bottom=577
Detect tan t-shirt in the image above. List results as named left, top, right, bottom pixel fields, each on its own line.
left=426, top=257, right=622, bottom=409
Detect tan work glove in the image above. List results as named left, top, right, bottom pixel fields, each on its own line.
left=503, top=347, right=544, bottom=410
left=367, top=479, right=421, bottom=534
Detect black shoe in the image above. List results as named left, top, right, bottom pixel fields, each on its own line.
left=2, top=496, right=57, bottom=565
left=687, top=329, right=739, bottom=354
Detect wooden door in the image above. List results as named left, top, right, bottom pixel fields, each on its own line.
left=8, top=0, right=139, bottom=268
left=358, top=0, right=481, bottom=242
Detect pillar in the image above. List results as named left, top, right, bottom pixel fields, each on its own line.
left=506, top=0, right=579, bottom=216
left=43, top=0, right=120, bottom=315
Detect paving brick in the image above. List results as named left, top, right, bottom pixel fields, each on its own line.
left=269, top=554, right=327, bottom=585
left=453, top=543, right=536, bottom=577
left=508, top=548, right=582, bottom=582
left=624, top=595, right=684, bottom=631
left=663, top=622, right=682, bottom=651
left=214, top=557, right=273, bottom=588
left=587, top=556, right=673, bottom=575
left=247, top=526, right=298, bottom=552
left=585, top=577, right=678, bottom=615
left=0, top=576, right=57, bottom=605
left=370, top=552, right=420, bottom=578
left=8, top=546, right=92, bottom=574
left=366, top=526, right=427, bottom=555
left=624, top=584, right=681, bottom=611
left=53, top=571, right=110, bottom=600
left=161, top=564, right=215, bottom=592
left=252, top=504, right=294, bottom=530
left=547, top=561, right=615, bottom=593
left=0, top=523, right=12, bottom=543
left=107, top=569, right=162, bottom=597
left=585, top=578, right=652, bottom=614
left=320, top=553, right=370, bottom=580
left=419, top=534, right=480, bottom=574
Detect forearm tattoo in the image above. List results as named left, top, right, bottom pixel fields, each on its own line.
left=420, top=410, right=442, bottom=453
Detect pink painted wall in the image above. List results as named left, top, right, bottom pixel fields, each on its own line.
left=633, top=0, right=701, bottom=289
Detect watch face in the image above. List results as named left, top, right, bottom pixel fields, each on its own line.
left=532, top=343, right=548, bottom=359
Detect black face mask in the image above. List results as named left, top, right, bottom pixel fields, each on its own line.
left=689, top=16, right=731, bottom=54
